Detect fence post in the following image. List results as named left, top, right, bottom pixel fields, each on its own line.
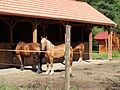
left=89, top=32, right=92, bottom=60
left=65, top=25, right=71, bottom=90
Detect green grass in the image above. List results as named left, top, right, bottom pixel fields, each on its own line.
left=92, top=50, right=120, bottom=59
left=112, top=50, right=120, bottom=59
left=92, top=52, right=108, bottom=59
left=0, top=83, right=19, bottom=90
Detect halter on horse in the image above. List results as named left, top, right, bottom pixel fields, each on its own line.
left=41, top=37, right=73, bottom=76
left=15, top=41, right=42, bottom=73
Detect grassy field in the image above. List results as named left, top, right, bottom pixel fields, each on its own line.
left=92, top=50, right=120, bottom=59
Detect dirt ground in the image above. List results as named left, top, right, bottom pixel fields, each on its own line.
left=0, top=59, right=120, bottom=90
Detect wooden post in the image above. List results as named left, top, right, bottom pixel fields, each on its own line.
left=33, top=20, right=38, bottom=43
left=65, top=25, right=71, bottom=90
left=108, top=31, right=112, bottom=60
left=89, top=32, right=92, bottom=60
left=33, top=27, right=37, bottom=43
left=5, top=20, right=16, bottom=44
left=10, top=28, right=13, bottom=44
left=105, top=39, right=108, bottom=53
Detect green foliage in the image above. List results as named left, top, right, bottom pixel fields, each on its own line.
left=76, top=0, right=120, bottom=33
left=92, top=26, right=104, bottom=51
left=92, top=26, right=104, bottom=38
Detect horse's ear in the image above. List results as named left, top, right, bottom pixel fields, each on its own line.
left=46, top=36, right=47, bottom=39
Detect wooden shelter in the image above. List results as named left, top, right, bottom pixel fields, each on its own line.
left=0, top=0, right=116, bottom=68
left=94, top=31, right=120, bottom=53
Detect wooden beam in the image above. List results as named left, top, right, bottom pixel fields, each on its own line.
left=89, top=32, right=92, bottom=60
left=105, top=39, right=108, bottom=53
left=33, top=28, right=37, bottom=43
left=65, top=25, right=71, bottom=90
left=108, top=31, right=112, bottom=60
left=4, top=19, right=17, bottom=44
left=32, top=19, right=40, bottom=43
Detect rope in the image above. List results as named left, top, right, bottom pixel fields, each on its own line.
left=0, top=49, right=47, bottom=53
left=0, top=48, right=92, bottom=54
left=0, top=62, right=21, bottom=66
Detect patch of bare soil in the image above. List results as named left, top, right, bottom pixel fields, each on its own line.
left=0, top=60, right=120, bottom=90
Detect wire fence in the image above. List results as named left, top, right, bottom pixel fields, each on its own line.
left=0, top=47, right=119, bottom=67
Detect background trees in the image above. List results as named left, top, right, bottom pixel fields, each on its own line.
left=77, top=0, right=120, bottom=33
left=77, top=0, right=120, bottom=52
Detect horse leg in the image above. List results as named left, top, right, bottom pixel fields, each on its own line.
left=21, top=56, right=24, bottom=67
left=37, top=57, right=43, bottom=74
left=38, top=53, right=44, bottom=72
left=32, top=59, right=37, bottom=72
left=37, top=60, right=42, bottom=74
left=50, top=57, right=54, bottom=75
left=78, top=50, right=82, bottom=62
left=17, top=55, right=24, bottom=71
left=45, top=61, right=50, bottom=74
left=32, top=52, right=43, bottom=73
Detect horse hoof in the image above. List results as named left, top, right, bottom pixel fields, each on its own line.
left=70, top=74, right=74, bottom=77
left=20, top=68, right=24, bottom=71
left=50, top=72, right=54, bottom=75
left=37, top=70, right=42, bottom=74
left=78, top=59, right=82, bottom=63
left=45, top=72, right=49, bottom=74
left=32, top=68, right=37, bottom=72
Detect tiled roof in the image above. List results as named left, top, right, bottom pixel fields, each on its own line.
left=94, top=31, right=108, bottom=40
left=0, top=0, right=116, bottom=26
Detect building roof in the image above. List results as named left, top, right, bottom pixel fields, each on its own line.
left=94, top=31, right=108, bottom=40
left=0, top=0, right=116, bottom=26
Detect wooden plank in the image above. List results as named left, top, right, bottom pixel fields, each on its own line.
left=0, top=43, right=13, bottom=68
left=99, top=40, right=106, bottom=53
left=65, top=25, right=71, bottom=90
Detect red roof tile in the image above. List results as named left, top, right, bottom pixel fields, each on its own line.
left=94, top=31, right=108, bottom=40
left=0, top=0, right=116, bottom=26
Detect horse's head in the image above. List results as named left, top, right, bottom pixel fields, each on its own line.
left=41, top=37, right=47, bottom=50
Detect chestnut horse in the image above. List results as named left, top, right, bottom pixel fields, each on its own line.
left=41, top=37, right=73, bottom=76
left=15, top=41, right=42, bottom=73
left=72, top=42, right=85, bottom=62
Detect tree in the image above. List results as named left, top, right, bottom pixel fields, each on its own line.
left=76, top=0, right=120, bottom=33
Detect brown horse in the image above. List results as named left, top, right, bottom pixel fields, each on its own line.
left=72, top=42, right=85, bottom=62
left=15, top=41, right=42, bottom=73
left=41, top=37, right=73, bottom=76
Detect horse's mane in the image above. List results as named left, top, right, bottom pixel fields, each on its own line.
left=17, top=41, right=26, bottom=45
left=46, top=39, right=54, bottom=50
